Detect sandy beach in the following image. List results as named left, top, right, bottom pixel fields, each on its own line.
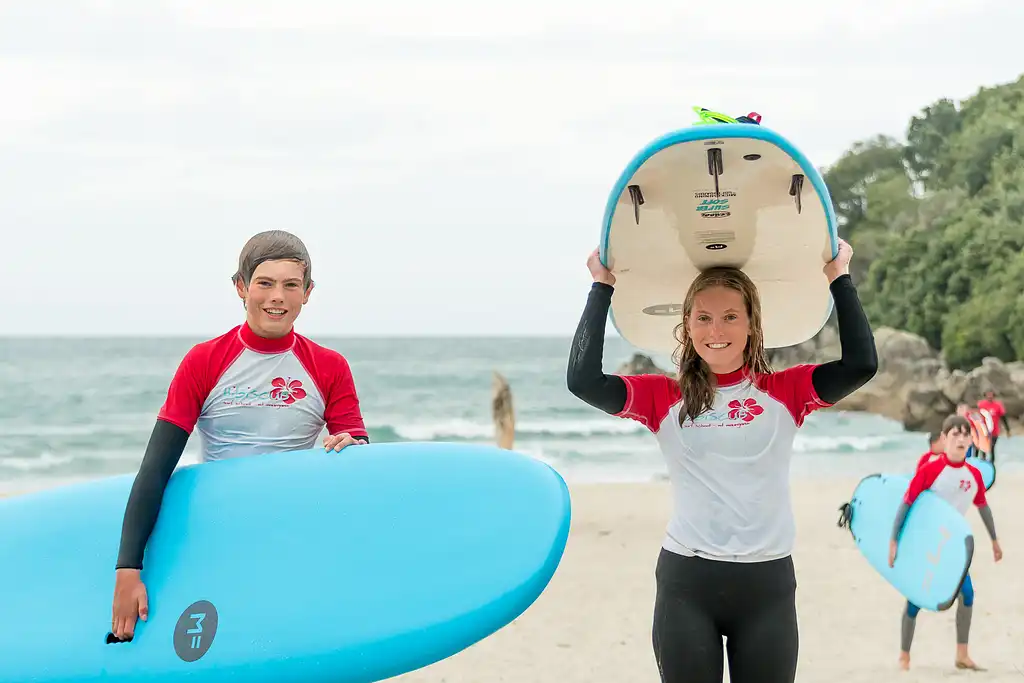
left=388, top=474, right=1024, bottom=683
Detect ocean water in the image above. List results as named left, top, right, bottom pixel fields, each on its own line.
left=2, top=336, right=1021, bottom=494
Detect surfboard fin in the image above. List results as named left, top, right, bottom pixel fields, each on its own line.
left=836, top=501, right=853, bottom=530
left=707, top=148, right=724, bottom=196
left=628, top=185, right=644, bottom=224
left=789, top=174, right=804, bottom=214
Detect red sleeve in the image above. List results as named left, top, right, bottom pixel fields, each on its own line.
left=614, top=374, right=681, bottom=433
left=915, top=451, right=935, bottom=471
left=323, top=355, right=367, bottom=438
left=755, top=364, right=832, bottom=427
left=156, top=337, right=236, bottom=434
left=903, top=459, right=944, bottom=505
left=968, top=464, right=988, bottom=506
left=294, top=338, right=368, bottom=438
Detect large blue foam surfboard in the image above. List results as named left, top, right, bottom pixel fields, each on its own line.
left=839, top=473, right=973, bottom=611
left=598, top=117, right=839, bottom=356
left=0, top=442, right=571, bottom=683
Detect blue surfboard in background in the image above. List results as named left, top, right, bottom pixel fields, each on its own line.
left=966, top=455, right=996, bottom=490
left=838, top=472, right=973, bottom=612
left=0, top=442, right=572, bottom=683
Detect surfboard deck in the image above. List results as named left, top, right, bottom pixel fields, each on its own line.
left=838, top=473, right=973, bottom=612
left=0, top=442, right=572, bottom=683
left=599, top=122, right=839, bottom=356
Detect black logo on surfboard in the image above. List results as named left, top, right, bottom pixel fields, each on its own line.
left=173, top=600, right=218, bottom=662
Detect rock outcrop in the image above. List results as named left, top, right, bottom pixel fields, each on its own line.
left=615, top=326, right=1024, bottom=433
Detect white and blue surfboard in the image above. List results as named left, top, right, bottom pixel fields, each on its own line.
left=0, top=442, right=572, bottom=683
left=599, top=114, right=839, bottom=356
left=838, top=472, right=973, bottom=612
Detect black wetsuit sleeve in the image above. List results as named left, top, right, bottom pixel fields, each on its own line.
left=115, top=419, right=189, bottom=570
left=811, top=274, right=879, bottom=405
left=566, top=282, right=627, bottom=415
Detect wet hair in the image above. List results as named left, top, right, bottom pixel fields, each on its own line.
left=671, top=266, right=771, bottom=425
left=232, top=230, right=312, bottom=289
left=941, top=414, right=972, bottom=437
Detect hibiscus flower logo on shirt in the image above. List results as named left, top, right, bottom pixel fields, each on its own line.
left=270, top=377, right=307, bottom=404
left=727, top=398, right=763, bottom=422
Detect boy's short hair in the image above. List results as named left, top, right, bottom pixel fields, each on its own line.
left=928, top=429, right=942, bottom=445
left=940, top=414, right=972, bottom=436
left=232, top=230, right=312, bottom=288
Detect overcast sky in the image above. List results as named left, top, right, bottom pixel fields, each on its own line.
left=4, top=0, right=1022, bottom=337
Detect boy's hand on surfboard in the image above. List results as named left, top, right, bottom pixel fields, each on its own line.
left=823, top=238, right=853, bottom=284
left=888, top=539, right=898, bottom=567
left=587, top=248, right=615, bottom=286
left=993, top=539, right=1002, bottom=562
left=324, top=432, right=363, bottom=452
left=111, top=568, right=148, bottom=641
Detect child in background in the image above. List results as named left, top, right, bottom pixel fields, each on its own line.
left=889, top=415, right=1002, bottom=671
left=915, top=429, right=944, bottom=470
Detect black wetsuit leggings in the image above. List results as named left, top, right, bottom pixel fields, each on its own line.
left=652, top=549, right=799, bottom=683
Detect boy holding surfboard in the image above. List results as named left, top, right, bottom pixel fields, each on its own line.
left=568, top=237, right=877, bottom=683
left=109, top=230, right=370, bottom=643
left=889, top=414, right=1003, bottom=672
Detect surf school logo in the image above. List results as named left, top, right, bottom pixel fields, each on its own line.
left=221, top=377, right=308, bottom=407
left=687, top=398, right=764, bottom=428
left=696, top=197, right=731, bottom=219
left=694, top=190, right=736, bottom=198
left=728, top=398, right=763, bottom=422
left=173, top=600, right=218, bottom=662
left=270, top=377, right=307, bottom=404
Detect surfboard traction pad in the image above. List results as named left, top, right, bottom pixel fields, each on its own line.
left=836, top=472, right=974, bottom=612
left=602, top=124, right=836, bottom=356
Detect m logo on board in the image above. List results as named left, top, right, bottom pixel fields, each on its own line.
left=173, top=600, right=219, bottom=662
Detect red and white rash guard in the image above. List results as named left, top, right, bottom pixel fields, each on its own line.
left=903, top=455, right=987, bottom=515
left=157, top=322, right=368, bottom=461
left=615, top=365, right=831, bottom=562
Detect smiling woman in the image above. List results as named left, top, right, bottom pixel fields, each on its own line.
left=565, top=241, right=878, bottom=683
left=108, top=229, right=370, bottom=644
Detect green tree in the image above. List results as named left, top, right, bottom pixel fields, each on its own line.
left=824, top=73, right=1024, bottom=366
